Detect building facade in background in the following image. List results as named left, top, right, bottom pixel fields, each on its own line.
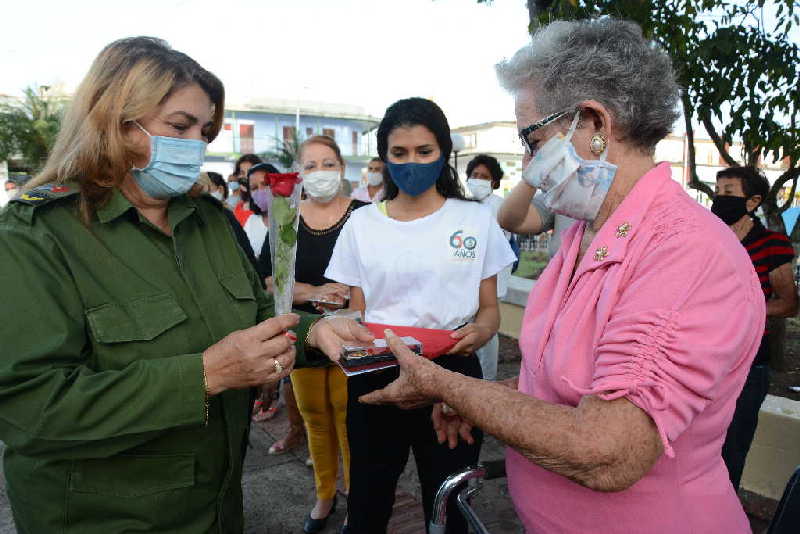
left=451, top=121, right=522, bottom=197
left=653, top=134, right=790, bottom=207
left=204, top=98, right=380, bottom=185
left=0, top=89, right=790, bottom=203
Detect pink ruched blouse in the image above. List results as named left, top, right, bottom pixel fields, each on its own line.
left=507, top=163, right=764, bottom=533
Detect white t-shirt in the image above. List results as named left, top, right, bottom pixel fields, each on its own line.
left=243, top=214, right=269, bottom=255
left=481, top=194, right=512, bottom=299
left=325, top=198, right=516, bottom=330
left=351, top=186, right=385, bottom=203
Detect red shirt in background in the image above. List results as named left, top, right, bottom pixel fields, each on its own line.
left=234, top=201, right=253, bottom=227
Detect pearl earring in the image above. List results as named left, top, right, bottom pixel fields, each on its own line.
left=589, top=133, right=607, bottom=156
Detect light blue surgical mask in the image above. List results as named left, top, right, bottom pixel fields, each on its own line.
left=522, top=112, right=616, bottom=221
left=131, top=122, right=207, bottom=199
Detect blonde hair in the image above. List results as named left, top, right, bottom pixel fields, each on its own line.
left=28, top=36, right=225, bottom=220
left=298, top=135, right=345, bottom=168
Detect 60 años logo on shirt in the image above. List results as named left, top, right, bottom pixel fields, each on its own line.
left=449, top=230, right=478, bottom=260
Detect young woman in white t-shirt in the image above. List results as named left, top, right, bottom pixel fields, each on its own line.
left=325, top=97, right=516, bottom=534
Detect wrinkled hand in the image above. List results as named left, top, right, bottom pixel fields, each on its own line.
left=324, top=283, right=350, bottom=299
left=359, top=329, right=442, bottom=409
left=307, top=316, right=374, bottom=362
left=203, top=314, right=298, bottom=395
left=432, top=403, right=475, bottom=449
left=447, top=323, right=494, bottom=355
left=310, top=283, right=350, bottom=312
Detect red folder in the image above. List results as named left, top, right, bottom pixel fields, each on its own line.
left=363, top=323, right=457, bottom=359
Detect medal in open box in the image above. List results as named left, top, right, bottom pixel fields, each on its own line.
left=337, top=336, right=423, bottom=376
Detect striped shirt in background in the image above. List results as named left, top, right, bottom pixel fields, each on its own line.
left=742, top=218, right=794, bottom=364
left=743, top=219, right=794, bottom=301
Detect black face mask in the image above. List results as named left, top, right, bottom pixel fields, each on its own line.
left=711, top=195, right=749, bottom=225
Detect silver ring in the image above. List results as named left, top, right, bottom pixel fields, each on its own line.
left=273, top=358, right=283, bottom=374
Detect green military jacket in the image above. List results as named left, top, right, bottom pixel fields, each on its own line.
left=0, top=184, right=319, bottom=533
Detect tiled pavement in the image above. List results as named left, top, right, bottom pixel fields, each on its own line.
left=242, top=357, right=524, bottom=534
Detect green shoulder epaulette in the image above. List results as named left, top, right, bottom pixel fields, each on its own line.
left=11, top=184, right=79, bottom=207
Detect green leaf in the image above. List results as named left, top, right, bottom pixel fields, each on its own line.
left=271, top=197, right=297, bottom=227
left=271, top=197, right=288, bottom=223
left=280, top=224, right=297, bottom=247
left=284, top=208, right=297, bottom=226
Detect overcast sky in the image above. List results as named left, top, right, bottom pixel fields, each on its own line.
left=0, top=0, right=532, bottom=127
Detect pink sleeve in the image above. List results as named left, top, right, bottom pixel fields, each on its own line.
left=567, top=231, right=764, bottom=457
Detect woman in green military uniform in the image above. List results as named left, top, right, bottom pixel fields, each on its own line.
left=0, top=36, right=370, bottom=533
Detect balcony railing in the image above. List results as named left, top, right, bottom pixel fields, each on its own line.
left=517, top=233, right=550, bottom=252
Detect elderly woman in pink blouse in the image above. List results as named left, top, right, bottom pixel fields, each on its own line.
left=359, top=18, right=764, bottom=534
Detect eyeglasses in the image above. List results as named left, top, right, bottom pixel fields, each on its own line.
left=518, top=108, right=575, bottom=155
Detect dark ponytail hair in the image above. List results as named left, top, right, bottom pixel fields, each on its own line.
left=377, top=97, right=472, bottom=201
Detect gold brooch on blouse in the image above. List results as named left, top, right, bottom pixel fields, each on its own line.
left=615, top=222, right=632, bottom=238
left=594, top=246, right=609, bottom=261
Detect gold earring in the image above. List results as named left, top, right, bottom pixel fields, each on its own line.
left=589, top=133, right=607, bottom=156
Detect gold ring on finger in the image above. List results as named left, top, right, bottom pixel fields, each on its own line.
left=273, top=358, right=283, bottom=374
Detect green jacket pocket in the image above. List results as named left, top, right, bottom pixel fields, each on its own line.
left=69, top=452, right=195, bottom=498
left=218, top=274, right=256, bottom=301
left=86, top=293, right=187, bottom=343
left=218, top=273, right=258, bottom=326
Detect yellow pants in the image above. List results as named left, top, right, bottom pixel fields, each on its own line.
left=291, top=365, right=350, bottom=500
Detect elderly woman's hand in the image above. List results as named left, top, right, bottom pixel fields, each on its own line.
left=360, top=330, right=443, bottom=409
left=306, top=316, right=375, bottom=362
left=202, top=314, right=299, bottom=396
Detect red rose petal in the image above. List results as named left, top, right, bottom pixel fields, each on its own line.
left=266, top=173, right=301, bottom=197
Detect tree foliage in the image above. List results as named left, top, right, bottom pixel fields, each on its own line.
left=261, top=128, right=302, bottom=171
left=486, top=0, right=799, bottom=225
left=0, top=86, right=65, bottom=172
left=689, top=5, right=800, bottom=218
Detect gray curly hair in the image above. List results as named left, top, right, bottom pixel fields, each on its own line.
left=496, top=18, right=680, bottom=152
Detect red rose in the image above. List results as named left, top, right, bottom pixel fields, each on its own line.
left=266, top=173, right=301, bottom=197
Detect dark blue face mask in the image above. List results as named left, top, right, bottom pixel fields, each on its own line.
left=386, top=157, right=445, bottom=197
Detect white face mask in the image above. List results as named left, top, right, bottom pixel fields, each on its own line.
left=521, top=111, right=617, bottom=221
left=210, top=191, right=224, bottom=201
left=303, top=170, right=341, bottom=202
left=367, top=172, right=384, bottom=187
left=467, top=178, right=493, bottom=201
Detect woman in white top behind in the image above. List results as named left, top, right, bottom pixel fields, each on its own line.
left=325, top=97, right=516, bottom=534
left=465, top=154, right=513, bottom=381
